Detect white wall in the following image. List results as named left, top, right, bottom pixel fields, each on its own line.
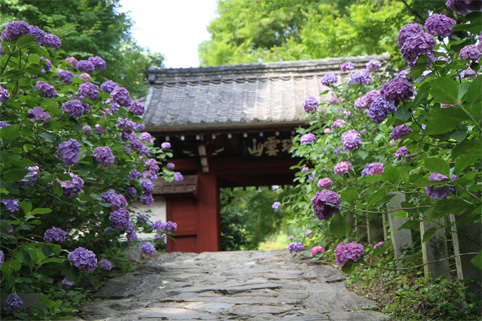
left=130, top=195, right=167, bottom=240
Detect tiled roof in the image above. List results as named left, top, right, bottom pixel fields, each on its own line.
left=143, top=53, right=389, bottom=133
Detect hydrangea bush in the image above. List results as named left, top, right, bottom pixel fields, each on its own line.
left=0, top=22, right=179, bottom=318
left=284, top=7, right=481, bottom=274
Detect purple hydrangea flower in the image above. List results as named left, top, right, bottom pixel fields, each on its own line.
left=165, top=221, right=177, bottom=232
left=61, top=279, right=74, bottom=286
left=79, top=73, right=92, bottom=82
left=65, top=57, right=78, bottom=68
left=300, top=133, right=316, bottom=145
left=341, top=129, right=362, bottom=152
left=366, top=59, right=381, bottom=71
left=141, top=179, right=154, bottom=193
left=331, top=119, right=346, bottom=128
left=327, top=97, right=339, bottom=105
left=340, top=62, right=354, bottom=72
left=140, top=192, right=154, bottom=206
left=76, top=60, right=94, bottom=73
left=311, top=189, right=341, bottom=220
left=303, top=96, right=318, bottom=112
left=460, top=45, right=481, bottom=62
left=101, top=80, right=119, bottom=93
left=3, top=294, right=23, bottom=312
left=425, top=173, right=457, bottom=199
left=425, top=14, right=456, bottom=38
left=161, top=142, right=171, bottom=149
left=56, top=139, right=80, bottom=167
left=154, top=233, right=166, bottom=243
left=43, top=33, right=61, bottom=49
left=88, top=56, right=106, bottom=71
left=367, top=96, right=396, bottom=124
left=144, top=159, right=160, bottom=178
left=28, top=25, right=45, bottom=44
left=308, top=170, right=316, bottom=181
left=305, top=230, right=312, bottom=237
left=127, top=232, right=138, bottom=242
left=139, top=132, right=153, bottom=143
left=35, top=81, right=56, bottom=98
left=111, top=87, right=132, bottom=107
left=397, top=23, right=423, bottom=47
left=0, top=85, right=10, bottom=102
left=97, top=258, right=112, bottom=270
left=335, top=242, right=364, bottom=266
left=272, top=201, right=281, bottom=212
left=1, top=199, right=19, bottom=212
left=40, top=57, right=52, bottom=72
left=395, top=146, right=409, bottom=158
left=288, top=235, right=294, bottom=240
left=381, top=77, right=414, bottom=103
left=446, top=0, right=482, bottom=15
left=152, top=220, right=166, bottom=232
left=126, top=187, right=137, bottom=197
left=82, top=125, right=92, bottom=135
left=317, top=178, right=332, bottom=188
left=18, top=166, right=39, bottom=187
left=129, top=169, right=143, bottom=181
left=62, top=100, right=84, bottom=118
left=348, top=69, right=371, bottom=85
left=101, top=189, right=122, bottom=208
left=133, top=122, right=145, bottom=131
left=57, top=173, right=84, bottom=198
left=321, top=73, right=338, bottom=86
left=1, top=21, right=29, bottom=41
left=166, top=162, right=175, bottom=170
left=374, top=241, right=384, bottom=250
left=288, top=242, right=304, bottom=253
left=44, top=226, right=67, bottom=243
left=354, top=90, right=381, bottom=110
left=27, top=107, right=51, bottom=122
left=334, top=161, right=352, bottom=175
left=390, top=124, right=412, bottom=140
left=93, top=146, right=115, bottom=167
left=95, top=124, right=105, bottom=134
left=109, top=208, right=130, bottom=230
left=57, top=69, right=74, bottom=83
left=78, top=82, right=100, bottom=101
left=0, top=250, right=4, bottom=266
left=361, top=162, right=384, bottom=177
left=68, top=247, right=97, bottom=273
left=128, top=101, right=145, bottom=116
left=460, top=67, right=476, bottom=80
left=140, top=242, right=156, bottom=254
left=401, top=32, right=436, bottom=67
left=174, top=172, right=183, bottom=182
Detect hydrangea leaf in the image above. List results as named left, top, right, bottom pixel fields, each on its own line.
left=429, top=76, right=458, bottom=104
left=424, top=158, right=450, bottom=177
left=395, top=105, right=412, bottom=122
left=454, top=154, right=480, bottom=175
left=421, top=227, right=437, bottom=243
left=424, top=107, right=470, bottom=135
left=461, top=75, right=481, bottom=105
left=470, top=250, right=482, bottom=270
left=329, top=212, right=350, bottom=237
left=0, top=124, right=19, bottom=141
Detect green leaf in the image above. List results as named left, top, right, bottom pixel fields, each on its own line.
left=40, top=131, right=57, bottom=143
left=429, top=77, right=458, bottom=104
left=424, top=107, right=471, bottom=135
left=367, top=187, right=387, bottom=204
left=393, top=210, right=407, bottom=218
left=452, top=139, right=481, bottom=159
left=0, top=124, right=20, bottom=141
left=383, top=167, right=399, bottom=184
left=57, top=173, right=73, bottom=181
left=471, top=251, right=482, bottom=270
left=449, top=128, right=468, bottom=142
left=2, top=169, right=26, bottom=182
left=422, top=227, right=437, bottom=243
left=53, top=180, right=63, bottom=197
left=62, top=265, right=79, bottom=282
left=330, top=211, right=350, bottom=237
left=454, top=154, right=480, bottom=175
left=462, top=75, right=482, bottom=105
left=424, top=157, right=450, bottom=177
left=30, top=208, right=52, bottom=215
left=395, top=105, right=412, bottom=122
left=357, top=150, right=368, bottom=160
left=398, top=220, right=420, bottom=232
left=41, top=245, right=53, bottom=257
left=20, top=201, right=32, bottom=215
left=341, top=189, right=359, bottom=203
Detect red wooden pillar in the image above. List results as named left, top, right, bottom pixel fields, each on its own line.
left=196, top=170, right=221, bottom=251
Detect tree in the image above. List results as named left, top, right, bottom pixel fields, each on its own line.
left=199, top=0, right=448, bottom=67
left=0, top=0, right=164, bottom=97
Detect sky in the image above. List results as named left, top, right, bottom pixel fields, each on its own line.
left=119, top=0, right=218, bottom=69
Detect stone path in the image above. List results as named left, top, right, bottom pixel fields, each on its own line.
left=80, top=250, right=387, bottom=321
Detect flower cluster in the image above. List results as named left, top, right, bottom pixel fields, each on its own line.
left=3, top=294, right=23, bottom=312
left=334, top=161, right=352, bottom=175
left=0, top=85, right=9, bottom=102
left=109, top=208, right=131, bottom=230
left=424, top=14, right=456, bottom=38
left=311, top=189, right=341, bottom=220
left=28, top=107, right=51, bottom=122
left=335, top=242, right=364, bottom=266
left=272, top=201, right=281, bottom=212
left=174, top=172, right=184, bottom=182
left=354, top=90, right=380, bottom=110
left=56, top=139, right=80, bottom=167
left=317, top=177, right=332, bottom=188
left=35, top=81, right=57, bottom=98
left=68, top=247, right=97, bottom=273
left=460, top=45, right=481, bottom=62
left=366, top=59, right=381, bottom=71
left=44, top=226, right=67, bottom=243
left=97, top=258, right=112, bottom=270
left=340, top=62, right=354, bottom=72
left=310, top=245, right=325, bottom=257
left=88, top=56, right=106, bottom=71
left=93, top=146, right=115, bottom=167
left=395, top=146, right=409, bottom=158
left=367, top=96, right=396, bottom=124
left=57, top=173, right=84, bottom=198
left=425, top=173, right=457, bottom=199
left=348, top=69, right=371, bottom=85
left=300, top=133, right=316, bottom=145
left=288, top=242, right=304, bottom=253
left=62, top=100, right=84, bottom=118
left=390, top=124, right=412, bottom=140
left=76, top=60, right=94, bottom=73
left=321, top=73, right=338, bottom=86
left=140, top=242, right=156, bottom=254
left=361, top=163, right=384, bottom=177
left=446, top=0, right=481, bottom=15
left=341, top=129, right=362, bottom=152
left=303, top=96, right=318, bottom=112
left=1, top=199, right=19, bottom=212
left=111, top=87, right=132, bottom=107
left=381, top=77, right=414, bottom=103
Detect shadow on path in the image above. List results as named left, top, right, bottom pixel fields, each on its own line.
left=80, top=250, right=387, bottom=321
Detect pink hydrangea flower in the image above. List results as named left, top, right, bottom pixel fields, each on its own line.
left=334, top=161, right=352, bottom=175
left=310, top=245, right=325, bottom=257
left=317, top=178, right=332, bottom=188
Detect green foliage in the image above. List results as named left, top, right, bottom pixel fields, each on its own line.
left=220, top=186, right=292, bottom=250
left=0, top=0, right=164, bottom=97
left=0, top=26, right=173, bottom=319
left=199, top=0, right=447, bottom=67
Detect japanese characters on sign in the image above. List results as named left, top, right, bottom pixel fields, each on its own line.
left=244, top=132, right=293, bottom=159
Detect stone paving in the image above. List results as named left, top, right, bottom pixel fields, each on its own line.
left=80, top=250, right=388, bottom=321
